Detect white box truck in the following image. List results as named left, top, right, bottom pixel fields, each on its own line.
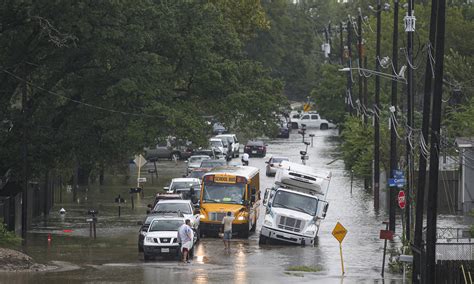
left=259, top=161, right=331, bottom=246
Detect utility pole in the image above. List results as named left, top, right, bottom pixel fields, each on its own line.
left=347, top=17, right=353, bottom=116
left=413, top=0, right=438, bottom=281
left=405, top=0, right=415, bottom=242
left=374, top=0, right=381, bottom=211
left=21, top=81, right=28, bottom=242
left=426, top=0, right=446, bottom=281
left=389, top=0, right=399, bottom=234
left=357, top=8, right=363, bottom=118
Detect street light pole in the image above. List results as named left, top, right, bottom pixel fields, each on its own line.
left=389, top=0, right=399, bottom=233
left=347, top=17, right=353, bottom=116
left=374, top=0, right=382, bottom=211
left=357, top=9, right=363, bottom=119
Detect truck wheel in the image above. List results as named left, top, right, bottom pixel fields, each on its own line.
left=320, top=123, right=328, bottom=130
left=138, top=244, right=143, bottom=253
left=291, top=122, right=299, bottom=129
left=259, top=234, right=268, bottom=245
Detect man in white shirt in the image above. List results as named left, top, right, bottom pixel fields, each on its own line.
left=221, top=212, right=235, bottom=250
left=177, top=219, right=194, bottom=263
left=241, top=152, right=249, bottom=166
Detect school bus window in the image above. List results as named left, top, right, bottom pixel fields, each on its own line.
left=202, top=183, right=245, bottom=204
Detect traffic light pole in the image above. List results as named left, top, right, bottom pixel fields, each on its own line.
left=374, top=0, right=381, bottom=211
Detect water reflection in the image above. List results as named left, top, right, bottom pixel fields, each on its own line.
left=233, top=242, right=247, bottom=284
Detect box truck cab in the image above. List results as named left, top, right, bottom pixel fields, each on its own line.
left=259, top=161, right=331, bottom=246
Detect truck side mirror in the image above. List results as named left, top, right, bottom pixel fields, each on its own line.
left=322, top=203, right=329, bottom=219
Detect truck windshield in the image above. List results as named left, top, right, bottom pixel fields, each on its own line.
left=149, top=220, right=183, bottom=232
left=202, top=183, right=246, bottom=204
left=272, top=190, right=318, bottom=216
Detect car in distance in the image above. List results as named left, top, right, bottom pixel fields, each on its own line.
left=244, top=140, right=267, bottom=157
left=198, top=159, right=227, bottom=172
left=290, top=112, right=336, bottom=130
left=186, top=155, right=211, bottom=174
left=164, top=178, right=201, bottom=193
left=215, top=134, right=240, bottom=158
left=277, top=124, right=290, bottom=138
left=143, top=215, right=197, bottom=260
left=265, top=156, right=290, bottom=176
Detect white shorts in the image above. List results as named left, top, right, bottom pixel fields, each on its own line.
left=181, top=241, right=193, bottom=252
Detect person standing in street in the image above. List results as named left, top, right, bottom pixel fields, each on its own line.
left=241, top=152, right=249, bottom=166
left=177, top=219, right=194, bottom=263
left=221, top=212, right=235, bottom=250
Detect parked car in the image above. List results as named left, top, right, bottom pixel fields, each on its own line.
left=198, top=159, right=227, bottom=171
left=277, top=125, right=290, bottom=138
left=193, top=148, right=224, bottom=159
left=212, top=122, right=227, bottom=135
left=144, top=137, right=193, bottom=161
left=152, top=200, right=201, bottom=237
left=290, top=112, right=336, bottom=130
left=143, top=215, right=197, bottom=260
left=244, top=140, right=267, bottom=157
left=209, top=138, right=227, bottom=156
left=164, top=178, right=201, bottom=193
left=186, top=155, right=211, bottom=173
left=215, top=134, right=240, bottom=158
left=265, top=156, right=290, bottom=176
left=138, top=213, right=160, bottom=252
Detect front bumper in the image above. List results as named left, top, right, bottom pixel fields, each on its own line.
left=143, top=244, right=180, bottom=256
left=200, top=222, right=248, bottom=235
left=260, top=225, right=315, bottom=245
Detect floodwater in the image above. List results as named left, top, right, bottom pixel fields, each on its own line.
left=0, top=129, right=465, bottom=283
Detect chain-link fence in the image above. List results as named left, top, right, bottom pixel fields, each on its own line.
left=436, top=242, right=474, bottom=261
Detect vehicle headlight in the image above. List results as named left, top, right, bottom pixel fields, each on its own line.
left=145, top=237, right=154, bottom=243
left=140, top=231, right=147, bottom=236
left=237, top=216, right=245, bottom=221
left=304, top=230, right=316, bottom=236
left=199, top=214, right=206, bottom=219
left=304, top=225, right=317, bottom=236
left=263, top=215, right=273, bottom=227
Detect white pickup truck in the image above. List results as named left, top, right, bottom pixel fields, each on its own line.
left=290, top=112, right=336, bottom=130
left=259, top=161, right=331, bottom=246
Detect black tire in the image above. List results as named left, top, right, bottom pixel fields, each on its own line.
left=189, top=248, right=194, bottom=258
left=259, top=234, right=268, bottom=245
left=265, top=170, right=270, bottom=177
left=144, top=254, right=152, bottom=261
left=195, top=228, right=200, bottom=242
left=199, top=230, right=204, bottom=239
left=138, top=244, right=143, bottom=253
left=320, top=123, right=328, bottom=130
left=291, top=122, right=299, bottom=129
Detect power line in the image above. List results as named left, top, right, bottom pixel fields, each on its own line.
left=2, top=69, right=166, bottom=119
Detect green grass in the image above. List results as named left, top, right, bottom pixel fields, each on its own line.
left=286, top=265, right=322, bottom=272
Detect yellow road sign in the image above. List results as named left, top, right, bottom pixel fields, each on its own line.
left=303, top=103, right=311, bottom=112
left=332, top=222, right=348, bottom=243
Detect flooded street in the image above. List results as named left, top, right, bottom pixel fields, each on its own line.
left=0, top=129, right=464, bottom=283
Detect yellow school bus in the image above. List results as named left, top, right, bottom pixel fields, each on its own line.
left=199, top=166, right=260, bottom=238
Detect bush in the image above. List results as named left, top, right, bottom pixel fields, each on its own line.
left=0, top=223, right=22, bottom=247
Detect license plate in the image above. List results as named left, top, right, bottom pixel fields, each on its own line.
left=161, top=248, right=170, bottom=253
left=252, top=150, right=257, bottom=154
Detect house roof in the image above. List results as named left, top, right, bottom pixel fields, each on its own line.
left=455, top=137, right=474, bottom=148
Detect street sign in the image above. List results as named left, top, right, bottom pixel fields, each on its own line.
left=332, top=222, right=348, bottom=243
left=388, top=178, right=406, bottom=187
left=137, top=177, right=147, bottom=183
left=133, top=155, right=146, bottom=168
left=392, top=170, right=404, bottom=179
left=332, top=222, right=347, bottom=275
left=303, top=103, right=311, bottom=112
left=379, top=229, right=394, bottom=240
left=398, top=190, right=406, bottom=209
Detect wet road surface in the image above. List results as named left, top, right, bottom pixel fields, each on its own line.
left=0, top=129, right=464, bottom=283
